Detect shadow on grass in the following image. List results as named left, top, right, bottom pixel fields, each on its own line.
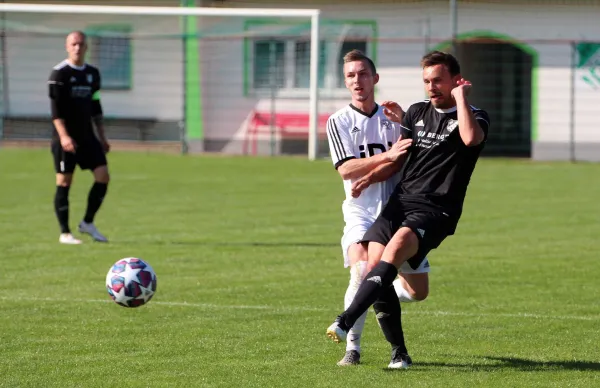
left=386, top=356, right=600, bottom=372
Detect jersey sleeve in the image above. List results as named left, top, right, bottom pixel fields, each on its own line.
left=400, top=105, right=415, bottom=139
left=48, top=69, right=66, bottom=120
left=326, top=116, right=355, bottom=169
left=474, top=109, right=490, bottom=139
left=91, top=69, right=103, bottom=117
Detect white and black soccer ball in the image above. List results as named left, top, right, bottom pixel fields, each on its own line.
left=106, top=257, right=157, bottom=308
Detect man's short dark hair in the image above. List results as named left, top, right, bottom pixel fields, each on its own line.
left=420, top=51, right=460, bottom=76
left=343, top=49, right=377, bottom=75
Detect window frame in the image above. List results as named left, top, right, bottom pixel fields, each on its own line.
left=243, top=19, right=377, bottom=99
left=86, top=24, right=133, bottom=91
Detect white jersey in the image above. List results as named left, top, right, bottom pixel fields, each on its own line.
left=326, top=103, right=404, bottom=220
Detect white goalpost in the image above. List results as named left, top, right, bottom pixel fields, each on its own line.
left=0, top=3, right=322, bottom=160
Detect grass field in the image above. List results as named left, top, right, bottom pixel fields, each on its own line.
left=1, top=148, right=599, bottom=388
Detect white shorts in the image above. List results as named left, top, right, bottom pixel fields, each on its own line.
left=341, top=217, right=431, bottom=274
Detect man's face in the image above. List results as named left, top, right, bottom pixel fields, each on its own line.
left=423, top=64, right=460, bottom=108
left=66, top=33, right=87, bottom=63
left=344, top=60, right=378, bottom=102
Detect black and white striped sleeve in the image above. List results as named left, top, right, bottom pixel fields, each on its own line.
left=400, top=105, right=415, bottom=139
left=326, top=117, right=355, bottom=169
left=474, top=109, right=490, bottom=138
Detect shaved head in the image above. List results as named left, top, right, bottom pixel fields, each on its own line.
left=65, top=30, right=87, bottom=66
left=66, top=30, right=86, bottom=44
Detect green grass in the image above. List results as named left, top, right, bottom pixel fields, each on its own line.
left=1, top=149, right=599, bottom=388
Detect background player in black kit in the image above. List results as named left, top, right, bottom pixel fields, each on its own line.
left=49, top=31, right=110, bottom=244
left=327, top=51, right=490, bottom=366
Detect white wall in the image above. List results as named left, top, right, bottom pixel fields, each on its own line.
left=199, top=0, right=600, bottom=155
left=3, top=0, right=598, bottom=155
left=3, top=6, right=184, bottom=121
left=199, top=3, right=435, bottom=150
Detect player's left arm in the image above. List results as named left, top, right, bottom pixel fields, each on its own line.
left=91, top=69, right=110, bottom=153
left=452, top=79, right=489, bottom=147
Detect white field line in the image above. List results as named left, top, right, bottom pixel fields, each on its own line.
left=1, top=295, right=598, bottom=321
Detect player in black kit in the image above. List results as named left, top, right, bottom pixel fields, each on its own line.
left=326, top=51, right=490, bottom=367
left=49, top=31, right=110, bottom=244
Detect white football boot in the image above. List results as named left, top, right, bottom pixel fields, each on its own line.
left=59, top=233, right=83, bottom=245
left=78, top=221, right=108, bottom=242
left=326, top=318, right=348, bottom=343
left=388, top=348, right=413, bottom=369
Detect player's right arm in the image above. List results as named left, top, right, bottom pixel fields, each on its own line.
left=351, top=104, right=415, bottom=197
left=350, top=135, right=411, bottom=197
left=350, top=160, right=401, bottom=198
left=327, top=116, right=409, bottom=180
left=48, top=69, right=76, bottom=153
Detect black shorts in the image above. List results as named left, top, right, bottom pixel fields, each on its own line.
left=51, top=139, right=107, bottom=174
left=362, top=197, right=455, bottom=270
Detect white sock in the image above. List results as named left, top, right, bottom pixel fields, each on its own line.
left=392, top=278, right=416, bottom=303
left=345, top=261, right=368, bottom=352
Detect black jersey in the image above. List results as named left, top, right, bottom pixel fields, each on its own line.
left=48, top=60, right=102, bottom=143
left=395, top=100, right=490, bottom=229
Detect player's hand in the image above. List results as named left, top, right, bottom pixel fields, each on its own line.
left=100, top=139, right=110, bottom=154
left=351, top=174, right=373, bottom=198
left=381, top=101, right=404, bottom=123
left=451, top=78, right=472, bottom=99
left=386, top=136, right=412, bottom=162
left=60, top=135, right=76, bottom=153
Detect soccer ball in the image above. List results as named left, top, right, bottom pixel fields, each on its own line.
left=105, top=257, right=157, bottom=308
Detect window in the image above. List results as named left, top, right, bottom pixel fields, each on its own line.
left=253, top=40, right=285, bottom=90
left=87, top=25, right=132, bottom=90
left=244, top=20, right=376, bottom=97
left=294, top=40, right=326, bottom=89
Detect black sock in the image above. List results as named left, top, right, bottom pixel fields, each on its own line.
left=340, top=261, right=398, bottom=330
left=54, top=185, right=71, bottom=233
left=374, top=285, right=408, bottom=354
left=83, top=182, right=108, bottom=223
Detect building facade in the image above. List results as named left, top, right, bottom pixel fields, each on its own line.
left=1, top=0, right=599, bottom=160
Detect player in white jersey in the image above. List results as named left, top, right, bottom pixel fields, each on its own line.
left=326, top=50, right=430, bottom=367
